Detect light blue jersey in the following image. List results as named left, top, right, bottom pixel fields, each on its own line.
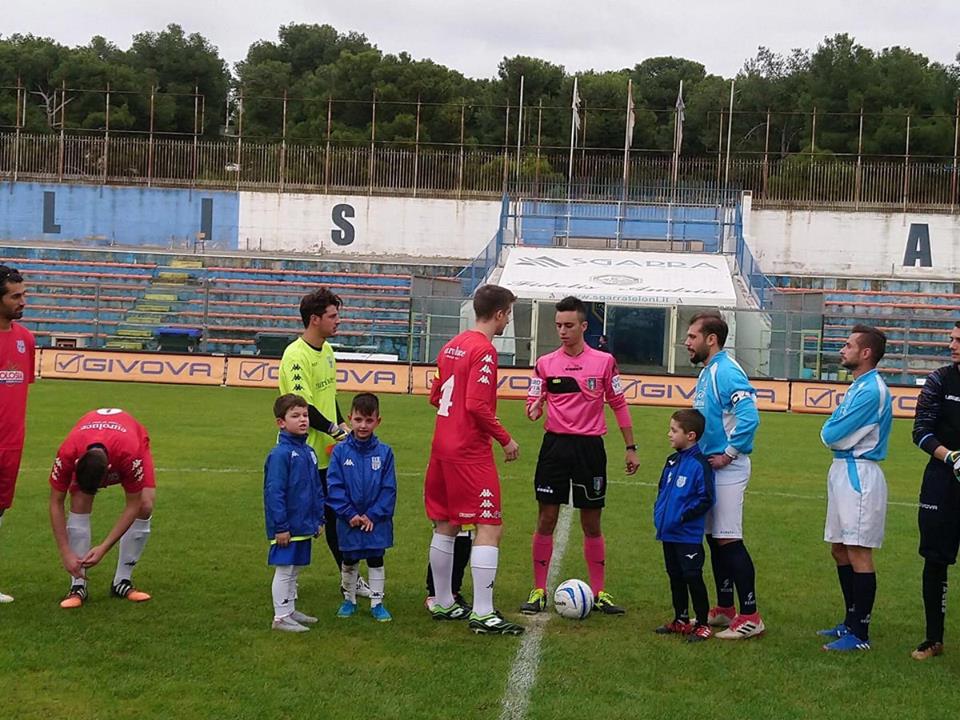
left=693, top=350, right=760, bottom=457
left=820, top=369, right=892, bottom=463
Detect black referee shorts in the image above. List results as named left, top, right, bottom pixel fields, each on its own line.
left=918, top=461, right=960, bottom=565
left=533, top=432, right=607, bottom=509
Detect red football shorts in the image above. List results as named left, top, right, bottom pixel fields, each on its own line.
left=424, top=457, right=502, bottom=526
left=0, top=447, right=24, bottom=510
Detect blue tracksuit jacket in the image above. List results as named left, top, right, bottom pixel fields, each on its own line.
left=653, top=443, right=716, bottom=543
left=263, top=430, right=325, bottom=540
left=326, top=433, right=397, bottom=555
left=693, top=350, right=760, bottom=457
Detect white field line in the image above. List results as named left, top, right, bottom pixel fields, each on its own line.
left=498, top=504, right=573, bottom=720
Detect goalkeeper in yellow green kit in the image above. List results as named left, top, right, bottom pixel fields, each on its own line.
left=279, top=287, right=370, bottom=600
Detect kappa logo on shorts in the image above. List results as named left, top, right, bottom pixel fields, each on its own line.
left=480, top=510, right=495, bottom=520
left=480, top=488, right=494, bottom=498
left=480, top=500, right=494, bottom=508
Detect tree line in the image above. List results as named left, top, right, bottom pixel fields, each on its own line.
left=1, top=24, right=958, bottom=158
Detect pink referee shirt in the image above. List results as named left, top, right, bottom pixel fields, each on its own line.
left=526, top=345, right=632, bottom=436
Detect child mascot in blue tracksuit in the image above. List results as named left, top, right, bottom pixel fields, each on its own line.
left=653, top=409, right=716, bottom=641
left=327, top=392, right=397, bottom=621
left=264, top=394, right=325, bottom=633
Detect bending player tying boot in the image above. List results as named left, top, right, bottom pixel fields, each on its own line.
left=48, top=408, right=155, bottom=608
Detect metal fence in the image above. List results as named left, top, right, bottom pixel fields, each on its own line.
left=2, top=131, right=959, bottom=211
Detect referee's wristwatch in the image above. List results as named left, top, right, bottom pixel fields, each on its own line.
left=625, top=444, right=637, bottom=451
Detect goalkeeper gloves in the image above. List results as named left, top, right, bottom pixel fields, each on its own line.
left=328, top=423, right=349, bottom=442
left=944, top=450, right=960, bottom=480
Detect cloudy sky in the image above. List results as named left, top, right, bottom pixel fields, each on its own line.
left=5, top=0, right=959, bottom=77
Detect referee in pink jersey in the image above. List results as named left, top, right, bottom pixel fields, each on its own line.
left=519, top=296, right=639, bottom=616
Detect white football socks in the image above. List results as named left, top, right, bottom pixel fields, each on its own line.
left=341, top=563, right=359, bottom=604
left=429, top=533, right=456, bottom=607
left=470, top=545, right=499, bottom=617
left=272, top=565, right=298, bottom=619
left=368, top=565, right=385, bottom=607
left=66, top=512, right=92, bottom=588
left=114, top=516, right=151, bottom=586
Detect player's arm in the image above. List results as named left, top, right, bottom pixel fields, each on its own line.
left=428, top=369, right=442, bottom=408
left=465, top=352, right=518, bottom=460
left=720, top=371, right=759, bottom=457
left=264, top=452, right=291, bottom=538
left=604, top=359, right=639, bottom=473
left=367, top=449, right=397, bottom=523
left=81, top=491, right=141, bottom=568
left=913, top=369, right=951, bottom=460
left=49, top=488, right=85, bottom=578
left=325, top=451, right=360, bottom=521
left=526, top=362, right=546, bottom=420
left=820, top=389, right=878, bottom=450
left=681, top=458, right=716, bottom=522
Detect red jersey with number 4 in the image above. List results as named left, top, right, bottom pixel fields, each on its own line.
left=49, top=409, right=153, bottom=493
left=0, top=322, right=35, bottom=450
left=429, top=330, right=511, bottom=462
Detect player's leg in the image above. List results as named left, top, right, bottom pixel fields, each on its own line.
left=271, top=564, right=308, bottom=632
left=368, top=555, right=391, bottom=621
left=0, top=448, right=23, bottom=603
left=425, top=457, right=463, bottom=616
left=914, top=463, right=959, bottom=659
left=451, top=529, right=473, bottom=607
left=521, top=504, right=559, bottom=614
left=523, top=433, right=567, bottom=613
left=821, top=460, right=855, bottom=637
left=823, top=461, right=886, bottom=652
left=713, top=461, right=764, bottom=639
left=682, top=543, right=712, bottom=642
left=60, top=490, right=95, bottom=608
left=339, top=555, right=360, bottom=617
left=655, top=542, right=690, bottom=634
left=112, top=485, right=154, bottom=602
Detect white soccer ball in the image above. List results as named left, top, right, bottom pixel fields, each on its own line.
left=553, top=579, right=594, bottom=619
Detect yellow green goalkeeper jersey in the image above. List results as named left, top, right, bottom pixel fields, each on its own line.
left=279, top=337, right=338, bottom=468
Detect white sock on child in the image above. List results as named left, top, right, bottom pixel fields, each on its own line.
left=341, top=563, right=359, bottom=603
left=272, top=565, right=297, bottom=619
left=368, top=565, right=385, bottom=607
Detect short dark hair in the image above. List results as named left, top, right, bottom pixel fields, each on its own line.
left=473, top=284, right=516, bottom=321
left=690, top=311, right=728, bottom=348
left=851, top=324, right=886, bottom=365
left=351, top=392, right=380, bottom=416
left=75, top=446, right=108, bottom=496
left=555, top=296, right=587, bottom=321
left=671, top=409, right=705, bottom=439
left=0, top=265, right=24, bottom=296
left=299, top=287, right=342, bottom=328
left=274, top=393, right=308, bottom=419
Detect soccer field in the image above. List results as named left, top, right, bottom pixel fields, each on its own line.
left=1, top=379, right=957, bottom=720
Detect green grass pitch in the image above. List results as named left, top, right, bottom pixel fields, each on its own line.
left=1, top=379, right=958, bottom=719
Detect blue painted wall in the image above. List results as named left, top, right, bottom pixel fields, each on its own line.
left=0, top=182, right=239, bottom=250
left=519, top=201, right=726, bottom=251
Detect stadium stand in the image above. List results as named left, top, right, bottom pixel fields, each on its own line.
left=2, top=245, right=460, bottom=358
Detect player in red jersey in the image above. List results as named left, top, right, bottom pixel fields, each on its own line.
left=48, top=409, right=156, bottom=608
left=424, top=284, right=523, bottom=635
left=0, top=265, right=35, bottom=603
left=520, top=296, right=638, bottom=616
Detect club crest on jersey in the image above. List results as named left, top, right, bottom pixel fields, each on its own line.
left=371, top=456, right=381, bottom=471
left=16, top=339, right=25, bottom=354
left=676, top=475, right=687, bottom=488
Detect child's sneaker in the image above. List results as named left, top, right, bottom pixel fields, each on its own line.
left=291, top=610, right=318, bottom=624
left=272, top=615, right=309, bottom=633
left=822, top=633, right=870, bottom=652
left=337, top=600, right=358, bottom=618
left=816, top=621, right=849, bottom=638
left=654, top=619, right=692, bottom=635
left=687, top=623, right=713, bottom=643
left=911, top=640, right=944, bottom=660
left=707, top=605, right=736, bottom=627
left=0, top=590, right=13, bottom=603
left=371, top=604, right=392, bottom=622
